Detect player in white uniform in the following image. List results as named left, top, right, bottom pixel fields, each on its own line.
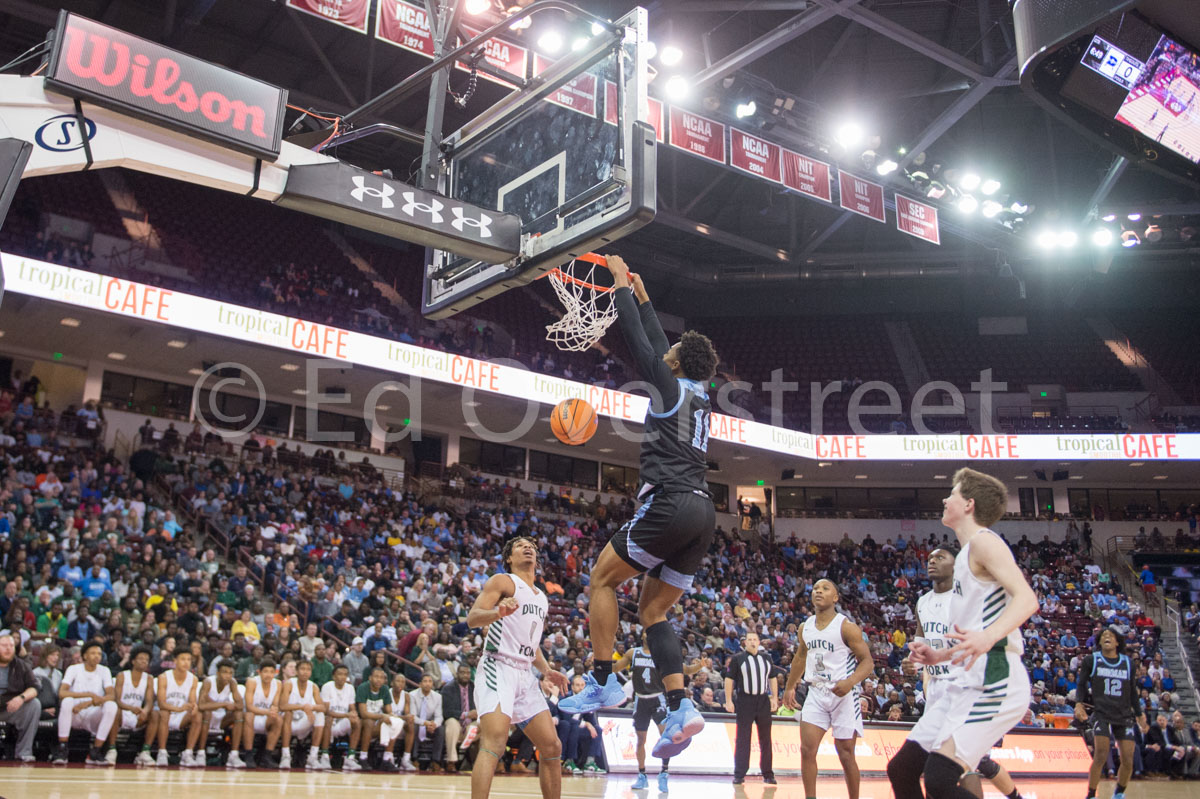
left=239, top=659, right=283, bottom=768
left=319, top=664, right=361, bottom=771
left=151, top=649, right=199, bottom=767
left=783, top=580, right=874, bottom=799
left=910, top=468, right=1038, bottom=799
left=889, top=548, right=1025, bottom=799
left=279, top=660, right=327, bottom=769
left=107, top=646, right=157, bottom=765
left=54, top=641, right=118, bottom=766
left=466, top=535, right=570, bottom=799
left=198, top=660, right=245, bottom=768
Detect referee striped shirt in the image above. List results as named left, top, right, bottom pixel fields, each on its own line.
left=729, top=650, right=773, bottom=697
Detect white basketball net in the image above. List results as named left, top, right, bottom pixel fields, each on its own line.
left=544, top=259, right=619, bottom=352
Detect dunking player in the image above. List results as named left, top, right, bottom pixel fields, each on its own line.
left=1076, top=627, right=1143, bottom=799
left=888, top=548, right=1025, bottom=799
left=909, top=469, right=1038, bottom=799
left=614, top=632, right=709, bottom=791
left=467, top=535, right=570, bottom=799
left=559, top=256, right=719, bottom=759
left=782, top=580, right=874, bottom=799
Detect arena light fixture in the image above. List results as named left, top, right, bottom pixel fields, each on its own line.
left=1035, top=230, right=1057, bottom=249
left=660, top=45, right=683, bottom=66
left=1101, top=213, right=1117, bottom=222
left=835, top=122, right=864, bottom=150
left=292, top=389, right=308, bottom=396
left=1091, top=228, right=1113, bottom=246
left=981, top=200, right=1003, bottom=218
left=187, top=368, right=203, bottom=376
left=876, top=159, right=899, bottom=176
left=166, top=340, right=187, bottom=348
left=644, top=40, right=658, bottom=60
left=957, top=194, right=978, bottom=214
left=536, top=30, right=564, bottom=54
left=464, top=0, right=491, bottom=14
left=959, top=173, right=982, bottom=191
left=735, top=100, right=757, bottom=119
left=280, top=363, right=300, bottom=371
left=107, top=352, right=127, bottom=360
left=590, top=21, right=605, bottom=35
left=1127, top=212, right=1142, bottom=221
left=664, top=75, right=689, bottom=101
left=980, top=179, right=1001, bottom=195
left=1121, top=230, right=1141, bottom=247
left=1057, top=231, right=1078, bottom=248
left=1009, top=201, right=1029, bottom=214
left=60, top=317, right=81, bottom=327
left=375, top=405, right=391, bottom=411
left=1153, top=475, right=1167, bottom=480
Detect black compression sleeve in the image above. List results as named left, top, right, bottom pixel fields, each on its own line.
left=638, top=299, right=671, bottom=358
left=615, top=287, right=679, bottom=413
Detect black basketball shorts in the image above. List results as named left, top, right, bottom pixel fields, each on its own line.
left=610, top=489, right=715, bottom=590
left=632, top=695, right=669, bottom=732
left=1092, top=716, right=1135, bottom=742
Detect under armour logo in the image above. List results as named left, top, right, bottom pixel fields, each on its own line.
left=451, top=206, right=493, bottom=238
left=401, top=192, right=443, bottom=223
left=350, top=176, right=395, bottom=209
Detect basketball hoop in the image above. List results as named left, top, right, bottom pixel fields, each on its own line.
left=541, top=253, right=624, bottom=352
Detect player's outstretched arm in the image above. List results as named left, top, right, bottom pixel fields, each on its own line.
left=835, top=620, right=874, bottom=697
left=605, top=256, right=680, bottom=414
left=467, top=574, right=517, bottom=629
left=630, top=273, right=670, bottom=357
left=946, top=534, right=1039, bottom=670
left=534, top=648, right=570, bottom=694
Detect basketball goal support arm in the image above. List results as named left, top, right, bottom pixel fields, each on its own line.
left=614, top=287, right=680, bottom=414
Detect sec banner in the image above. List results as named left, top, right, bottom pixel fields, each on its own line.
left=286, top=0, right=369, bottom=33
left=599, top=714, right=1091, bottom=777
left=895, top=194, right=941, bottom=245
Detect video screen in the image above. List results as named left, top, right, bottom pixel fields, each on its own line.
left=1062, top=13, right=1200, bottom=165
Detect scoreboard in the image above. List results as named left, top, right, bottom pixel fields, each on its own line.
left=1080, top=35, right=1147, bottom=91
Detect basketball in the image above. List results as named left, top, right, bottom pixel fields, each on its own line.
left=550, top=398, right=598, bottom=446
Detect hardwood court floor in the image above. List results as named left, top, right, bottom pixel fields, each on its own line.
left=3, top=766, right=1198, bottom=799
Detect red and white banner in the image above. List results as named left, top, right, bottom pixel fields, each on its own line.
left=895, top=193, right=941, bottom=245
left=604, top=82, right=663, bottom=141
left=730, top=127, right=782, bottom=183
left=375, top=0, right=433, bottom=56
left=781, top=149, right=832, bottom=203
left=286, top=0, right=370, bottom=33
left=457, top=23, right=528, bottom=87
left=532, top=54, right=597, bottom=117
left=838, top=170, right=886, bottom=223
left=668, top=107, right=725, bottom=163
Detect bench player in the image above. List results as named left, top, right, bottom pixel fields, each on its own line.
left=467, top=535, right=570, bottom=799
left=107, top=645, right=157, bottom=766
left=909, top=469, right=1039, bottom=799
left=560, top=256, right=720, bottom=760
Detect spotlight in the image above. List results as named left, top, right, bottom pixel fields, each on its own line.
left=1057, top=231, right=1078, bottom=248
left=664, top=75, right=689, bottom=101
left=735, top=100, right=757, bottom=119
left=508, top=14, right=531, bottom=30
left=1145, top=224, right=1163, bottom=242
left=1121, top=230, right=1141, bottom=247
left=876, top=159, right=899, bottom=176
left=1091, top=228, right=1114, bottom=246
left=1127, top=212, right=1142, bottom=221
left=660, top=45, right=683, bottom=66
left=1009, top=201, right=1029, bottom=214
left=590, top=21, right=605, bottom=35
left=645, top=40, right=658, bottom=60
left=981, top=179, right=1001, bottom=195
left=981, top=200, right=1004, bottom=218
left=835, top=122, right=864, bottom=149
left=537, top=30, right=563, bottom=53
left=957, top=195, right=978, bottom=214
left=960, top=173, right=981, bottom=191
left=1036, top=230, right=1057, bottom=249
left=1101, top=213, right=1117, bottom=222
left=464, top=0, right=491, bottom=13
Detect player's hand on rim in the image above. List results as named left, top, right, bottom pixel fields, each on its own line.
left=945, top=625, right=994, bottom=670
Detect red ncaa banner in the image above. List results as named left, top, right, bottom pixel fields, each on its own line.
left=375, top=0, right=434, bottom=57
left=286, top=0, right=369, bottom=33
left=532, top=54, right=598, bottom=116
left=895, top=194, right=941, bottom=245
left=668, top=107, right=725, bottom=163
left=457, top=23, right=528, bottom=86
left=730, top=127, right=782, bottom=182
left=604, top=82, right=664, bottom=141
left=781, top=149, right=832, bottom=203
left=838, top=170, right=886, bottom=223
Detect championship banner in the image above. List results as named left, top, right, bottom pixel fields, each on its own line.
left=4, top=253, right=1200, bottom=462
left=730, top=127, right=782, bottom=183
left=600, top=714, right=1091, bottom=777
left=286, top=0, right=370, bottom=33
left=895, top=193, right=941, bottom=245
left=838, top=170, right=886, bottom=223
left=375, top=0, right=434, bottom=57
left=605, top=81, right=664, bottom=140
left=532, top=54, right=598, bottom=117
left=668, top=107, right=725, bottom=163
left=781, top=149, right=833, bottom=203
left=457, top=23, right=528, bottom=87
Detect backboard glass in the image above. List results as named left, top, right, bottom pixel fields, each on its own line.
left=422, top=6, right=655, bottom=319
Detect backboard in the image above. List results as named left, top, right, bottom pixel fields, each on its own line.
left=422, top=6, right=655, bottom=319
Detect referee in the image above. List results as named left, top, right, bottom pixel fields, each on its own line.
left=724, top=631, right=778, bottom=785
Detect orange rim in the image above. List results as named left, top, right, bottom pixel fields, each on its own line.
left=539, top=253, right=633, bottom=292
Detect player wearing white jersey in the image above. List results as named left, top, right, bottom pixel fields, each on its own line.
left=151, top=650, right=200, bottom=767
left=783, top=580, right=874, bottom=799
left=466, top=536, right=570, bottom=799
left=54, top=641, right=118, bottom=766
left=279, top=660, right=326, bottom=769
left=107, top=646, right=157, bottom=766
left=239, top=659, right=283, bottom=768
left=889, top=548, right=1025, bottom=799
left=910, top=469, right=1038, bottom=799
left=198, top=660, right=246, bottom=768
left=319, top=664, right=361, bottom=771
